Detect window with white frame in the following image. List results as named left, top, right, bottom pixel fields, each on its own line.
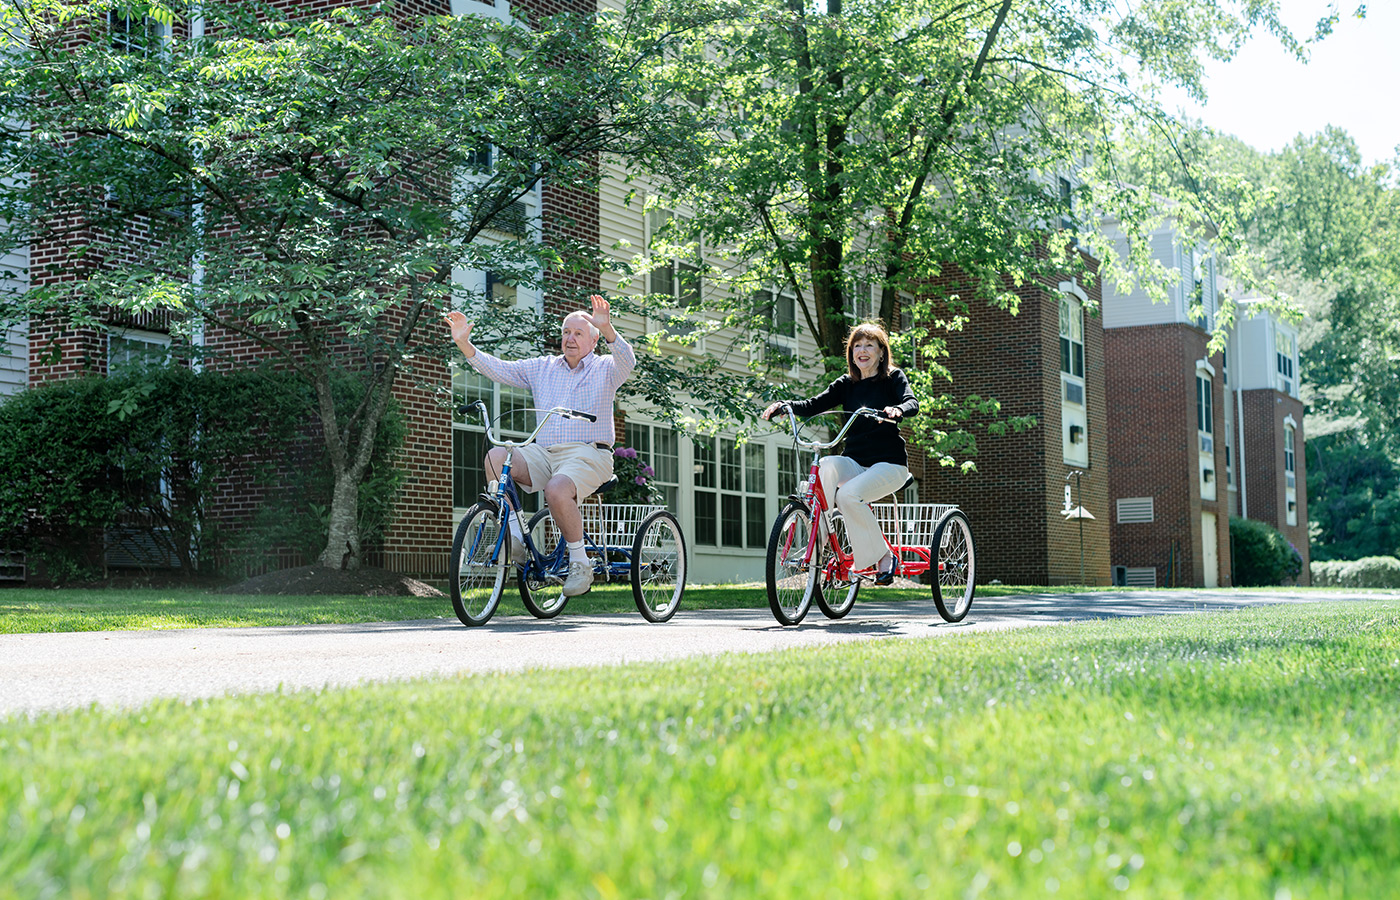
left=109, top=329, right=170, bottom=374
left=451, top=367, right=540, bottom=515
left=624, top=421, right=681, bottom=511
left=109, top=9, right=167, bottom=55
left=1059, top=289, right=1088, bottom=466
left=1197, top=370, right=1217, bottom=500
left=849, top=279, right=876, bottom=323
left=898, top=296, right=922, bottom=370
left=1196, top=374, right=1213, bottom=448
left=777, top=445, right=803, bottom=500
left=693, top=435, right=766, bottom=549
left=754, top=288, right=798, bottom=373
left=646, top=208, right=700, bottom=341
left=1275, top=329, right=1296, bottom=395
left=1284, top=422, right=1297, bottom=526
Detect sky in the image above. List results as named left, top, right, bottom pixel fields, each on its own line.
left=1159, top=1, right=1399, bottom=165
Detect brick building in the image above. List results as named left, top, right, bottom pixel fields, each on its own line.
left=916, top=257, right=1112, bottom=586
left=1228, top=299, right=1310, bottom=580
left=1100, top=220, right=1307, bottom=586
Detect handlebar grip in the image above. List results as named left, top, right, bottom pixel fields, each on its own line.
left=567, top=409, right=598, bottom=423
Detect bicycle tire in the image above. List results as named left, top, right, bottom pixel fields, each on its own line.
left=449, top=501, right=509, bottom=627
left=518, top=508, right=570, bottom=619
left=931, top=509, right=976, bottom=622
left=766, top=501, right=817, bottom=626
left=631, top=510, right=687, bottom=623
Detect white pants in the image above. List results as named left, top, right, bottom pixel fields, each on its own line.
left=817, top=456, right=909, bottom=570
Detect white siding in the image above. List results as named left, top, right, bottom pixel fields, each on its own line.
left=0, top=242, right=27, bottom=396
left=1232, top=302, right=1280, bottom=392
left=1101, top=226, right=1187, bottom=329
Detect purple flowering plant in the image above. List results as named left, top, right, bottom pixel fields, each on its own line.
left=609, top=447, right=659, bottom=504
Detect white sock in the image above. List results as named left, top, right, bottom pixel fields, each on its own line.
left=877, top=552, right=895, bottom=573
left=508, top=516, right=524, bottom=542
left=567, top=539, right=588, bottom=565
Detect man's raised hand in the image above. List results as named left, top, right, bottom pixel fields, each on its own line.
left=443, top=310, right=476, bottom=358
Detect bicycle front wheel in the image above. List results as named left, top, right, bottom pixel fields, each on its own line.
left=931, top=509, right=976, bottom=622
left=450, top=501, right=509, bottom=627
left=518, top=509, right=570, bottom=619
left=815, top=513, right=860, bottom=619
left=766, top=501, right=817, bottom=626
left=631, top=510, right=687, bottom=623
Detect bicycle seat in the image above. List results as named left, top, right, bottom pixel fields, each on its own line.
left=592, top=476, right=620, bottom=496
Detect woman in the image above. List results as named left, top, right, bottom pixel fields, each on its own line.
left=762, top=322, right=919, bottom=584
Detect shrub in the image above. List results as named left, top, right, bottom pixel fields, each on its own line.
left=0, top=367, right=308, bottom=581
left=1230, top=517, right=1303, bottom=587
left=1310, top=556, right=1400, bottom=589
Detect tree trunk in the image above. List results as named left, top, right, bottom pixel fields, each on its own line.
left=313, top=365, right=396, bottom=571
left=321, top=467, right=363, bottom=570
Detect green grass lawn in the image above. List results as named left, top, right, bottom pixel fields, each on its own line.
left=3, top=600, right=1398, bottom=898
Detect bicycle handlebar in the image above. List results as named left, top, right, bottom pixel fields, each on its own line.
left=771, top=404, right=897, bottom=451
left=457, top=402, right=598, bottom=447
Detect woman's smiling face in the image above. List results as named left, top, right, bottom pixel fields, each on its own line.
left=851, top=338, right=881, bottom=378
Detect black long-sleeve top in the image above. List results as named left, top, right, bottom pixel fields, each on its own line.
left=788, top=369, right=919, bottom=467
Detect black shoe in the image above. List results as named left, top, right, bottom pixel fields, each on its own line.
left=875, top=563, right=897, bottom=586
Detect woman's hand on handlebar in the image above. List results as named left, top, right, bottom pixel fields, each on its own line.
left=881, top=406, right=903, bottom=420
left=761, top=401, right=788, bottom=422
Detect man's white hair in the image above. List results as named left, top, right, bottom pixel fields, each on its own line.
left=562, top=310, right=599, bottom=341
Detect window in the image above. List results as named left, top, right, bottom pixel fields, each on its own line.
left=1197, top=372, right=1216, bottom=501
left=1196, top=375, right=1214, bottom=442
left=777, top=446, right=802, bottom=500
left=754, top=288, right=798, bottom=372
left=1284, top=425, right=1295, bottom=486
left=849, top=279, right=875, bottom=323
left=899, top=295, right=922, bottom=369
left=109, top=9, right=165, bottom=56
left=646, top=208, right=700, bottom=340
left=624, top=421, right=680, bottom=511
left=693, top=436, right=766, bottom=549
left=1284, top=423, right=1297, bottom=526
left=451, top=367, right=540, bottom=516
left=1275, top=329, right=1295, bottom=395
left=1059, top=290, right=1087, bottom=466
left=109, top=329, right=170, bottom=374
left=1059, top=297, right=1084, bottom=379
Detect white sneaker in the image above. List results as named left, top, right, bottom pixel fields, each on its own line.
left=562, top=560, right=594, bottom=597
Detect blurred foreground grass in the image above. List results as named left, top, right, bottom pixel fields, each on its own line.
left=3, top=600, right=1397, bottom=898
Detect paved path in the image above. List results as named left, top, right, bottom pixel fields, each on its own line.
left=1, top=589, right=1390, bottom=717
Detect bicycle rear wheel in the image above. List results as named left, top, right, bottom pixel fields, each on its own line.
left=450, top=501, right=509, bottom=627
left=931, top=509, right=976, bottom=622
left=766, top=502, right=817, bottom=626
left=631, top=510, right=687, bottom=623
left=518, top=509, right=570, bottom=619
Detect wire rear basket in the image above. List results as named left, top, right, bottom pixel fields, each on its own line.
left=872, top=503, right=960, bottom=555
left=579, top=503, right=667, bottom=548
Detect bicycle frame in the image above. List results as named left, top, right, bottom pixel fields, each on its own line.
left=461, top=401, right=630, bottom=582
left=773, top=405, right=932, bottom=581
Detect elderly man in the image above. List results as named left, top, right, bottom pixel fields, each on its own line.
left=444, top=294, right=635, bottom=597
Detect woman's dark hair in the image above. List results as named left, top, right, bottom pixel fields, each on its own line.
left=846, top=322, right=892, bottom=381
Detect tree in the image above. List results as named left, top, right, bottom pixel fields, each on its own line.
left=0, top=0, right=694, bottom=568
left=634, top=0, right=1315, bottom=459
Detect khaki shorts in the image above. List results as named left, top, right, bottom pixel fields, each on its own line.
left=513, top=442, right=615, bottom=500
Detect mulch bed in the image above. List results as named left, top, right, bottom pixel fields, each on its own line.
left=219, top=565, right=443, bottom=597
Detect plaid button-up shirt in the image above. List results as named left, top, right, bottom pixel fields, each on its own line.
left=465, top=333, right=636, bottom=447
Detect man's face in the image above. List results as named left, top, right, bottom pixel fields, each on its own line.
left=560, top=317, right=594, bottom=366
